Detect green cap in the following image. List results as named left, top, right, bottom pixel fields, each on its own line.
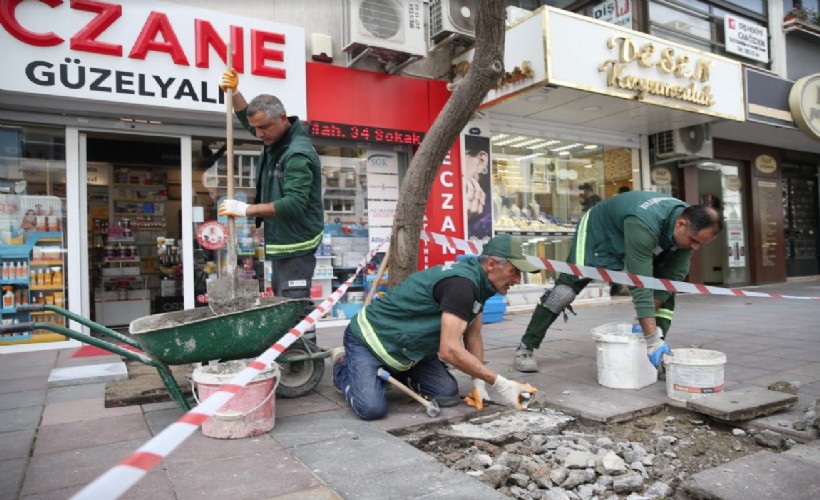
left=480, top=234, right=540, bottom=273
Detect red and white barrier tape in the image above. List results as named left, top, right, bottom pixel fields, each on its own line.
left=74, top=229, right=819, bottom=499
left=71, top=243, right=385, bottom=500
left=422, top=229, right=820, bottom=300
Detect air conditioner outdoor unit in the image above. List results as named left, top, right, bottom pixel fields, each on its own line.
left=343, top=0, right=427, bottom=58
left=429, top=0, right=476, bottom=46
left=654, top=124, right=713, bottom=159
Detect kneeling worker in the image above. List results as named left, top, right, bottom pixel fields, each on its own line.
left=332, top=234, right=539, bottom=420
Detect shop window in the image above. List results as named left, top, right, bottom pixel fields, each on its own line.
left=0, top=124, right=68, bottom=345
left=489, top=132, right=638, bottom=288
left=648, top=0, right=770, bottom=68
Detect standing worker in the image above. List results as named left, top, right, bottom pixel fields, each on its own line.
left=514, top=191, right=723, bottom=374
left=331, top=234, right=539, bottom=420
left=217, top=69, right=324, bottom=341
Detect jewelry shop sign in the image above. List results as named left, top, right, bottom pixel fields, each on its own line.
left=545, top=9, right=744, bottom=121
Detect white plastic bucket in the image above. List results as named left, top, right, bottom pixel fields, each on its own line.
left=591, top=322, right=657, bottom=390
left=663, top=348, right=726, bottom=402
left=192, top=359, right=280, bottom=439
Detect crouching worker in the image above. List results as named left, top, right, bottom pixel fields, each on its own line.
left=332, top=234, right=539, bottom=420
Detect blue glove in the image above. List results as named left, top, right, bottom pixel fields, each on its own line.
left=648, top=341, right=670, bottom=368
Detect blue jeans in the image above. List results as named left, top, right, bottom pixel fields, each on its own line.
left=332, top=325, right=459, bottom=420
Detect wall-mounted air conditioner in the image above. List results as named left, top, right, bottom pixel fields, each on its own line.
left=343, top=0, right=427, bottom=58
left=653, top=125, right=713, bottom=159
left=429, top=0, right=476, bottom=47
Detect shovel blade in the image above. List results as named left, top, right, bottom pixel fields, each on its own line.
left=207, top=278, right=259, bottom=315
left=426, top=398, right=441, bottom=418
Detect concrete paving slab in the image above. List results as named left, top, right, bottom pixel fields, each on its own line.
left=0, top=376, right=48, bottom=395
left=272, top=409, right=375, bottom=449
left=0, top=405, right=43, bottom=433
left=0, top=362, right=53, bottom=380
left=47, top=362, right=127, bottom=387
left=20, top=438, right=153, bottom=496
left=679, top=450, right=820, bottom=500
left=536, top=384, right=665, bottom=423
left=269, top=486, right=343, bottom=500
left=54, top=353, right=123, bottom=368
left=286, top=429, right=438, bottom=484
left=686, top=386, right=798, bottom=421
left=168, top=448, right=325, bottom=500
left=34, top=412, right=151, bottom=455
left=143, top=406, right=186, bottom=435
left=19, top=470, right=175, bottom=500
left=0, top=428, right=35, bottom=461
left=0, top=457, right=27, bottom=500
left=782, top=440, right=820, bottom=467
left=40, top=397, right=141, bottom=426
left=275, top=391, right=342, bottom=419
left=787, top=362, right=820, bottom=378
left=745, top=393, right=819, bottom=443
left=329, top=460, right=506, bottom=500
left=164, top=431, right=283, bottom=467
left=0, top=388, right=45, bottom=410
left=45, top=382, right=105, bottom=404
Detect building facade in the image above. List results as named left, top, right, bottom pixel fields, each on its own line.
left=1, top=0, right=818, bottom=350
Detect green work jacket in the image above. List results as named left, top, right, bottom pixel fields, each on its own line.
left=237, top=111, right=324, bottom=259
left=571, top=191, right=692, bottom=318
left=350, top=257, right=497, bottom=371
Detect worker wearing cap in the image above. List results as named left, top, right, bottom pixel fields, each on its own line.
left=514, top=191, right=723, bottom=374
left=331, top=234, right=539, bottom=420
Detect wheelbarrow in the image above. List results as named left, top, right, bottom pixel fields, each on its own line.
left=0, top=297, right=330, bottom=410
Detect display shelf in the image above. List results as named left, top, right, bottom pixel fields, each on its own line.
left=1, top=231, right=67, bottom=343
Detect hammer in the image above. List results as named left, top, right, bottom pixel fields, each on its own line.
left=376, top=368, right=441, bottom=418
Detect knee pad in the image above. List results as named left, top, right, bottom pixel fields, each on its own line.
left=541, top=284, right=577, bottom=315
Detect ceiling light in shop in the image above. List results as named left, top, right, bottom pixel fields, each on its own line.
left=491, top=134, right=509, bottom=142
left=493, top=136, right=529, bottom=146
left=517, top=152, right=543, bottom=161
left=558, top=151, right=570, bottom=156
left=583, top=164, right=592, bottom=168
left=583, top=144, right=598, bottom=150
left=527, top=140, right=559, bottom=149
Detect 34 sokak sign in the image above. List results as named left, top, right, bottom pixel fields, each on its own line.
left=0, top=0, right=307, bottom=116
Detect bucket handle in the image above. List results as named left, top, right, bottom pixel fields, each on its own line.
left=192, top=371, right=280, bottom=421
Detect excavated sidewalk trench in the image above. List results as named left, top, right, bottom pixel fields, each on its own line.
left=393, top=396, right=817, bottom=499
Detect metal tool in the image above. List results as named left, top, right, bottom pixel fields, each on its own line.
left=376, top=368, right=441, bottom=418
left=207, top=42, right=259, bottom=314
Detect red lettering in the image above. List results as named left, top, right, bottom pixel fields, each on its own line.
left=251, top=29, right=285, bottom=79
left=70, top=0, right=122, bottom=56
left=129, top=11, right=189, bottom=65
left=194, top=20, right=244, bottom=73
left=0, top=0, right=63, bottom=46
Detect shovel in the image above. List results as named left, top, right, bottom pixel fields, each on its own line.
left=207, top=43, right=259, bottom=315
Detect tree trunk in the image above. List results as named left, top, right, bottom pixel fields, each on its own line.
left=387, top=0, right=506, bottom=287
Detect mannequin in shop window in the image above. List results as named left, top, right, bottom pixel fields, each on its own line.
left=217, top=69, right=324, bottom=345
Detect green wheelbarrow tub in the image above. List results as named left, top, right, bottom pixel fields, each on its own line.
left=129, top=297, right=313, bottom=365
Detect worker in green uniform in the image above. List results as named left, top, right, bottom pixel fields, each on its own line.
left=331, top=234, right=539, bottom=420
left=217, top=69, right=323, bottom=341
left=514, top=191, right=723, bottom=374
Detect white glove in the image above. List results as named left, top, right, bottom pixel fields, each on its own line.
left=219, top=199, right=249, bottom=217
left=492, top=375, right=538, bottom=410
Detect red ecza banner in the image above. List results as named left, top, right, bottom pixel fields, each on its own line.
left=420, top=144, right=464, bottom=269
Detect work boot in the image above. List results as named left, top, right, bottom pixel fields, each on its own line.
left=330, top=347, right=345, bottom=393
left=514, top=343, right=538, bottom=372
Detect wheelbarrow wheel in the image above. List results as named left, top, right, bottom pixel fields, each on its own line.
left=276, top=342, right=325, bottom=399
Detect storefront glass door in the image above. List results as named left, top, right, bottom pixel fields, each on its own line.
left=81, top=132, right=185, bottom=330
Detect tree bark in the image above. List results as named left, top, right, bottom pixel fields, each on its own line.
left=387, top=0, right=506, bottom=287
